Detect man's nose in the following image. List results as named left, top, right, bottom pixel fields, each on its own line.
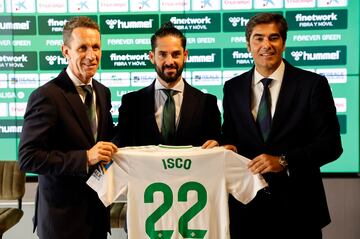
left=164, top=55, right=175, bottom=65
left=86, top=48, right=96, bottom=60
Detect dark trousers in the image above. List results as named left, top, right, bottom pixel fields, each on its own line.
left=229, top=191, right=323, bottom=239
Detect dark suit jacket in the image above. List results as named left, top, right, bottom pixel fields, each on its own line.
left=113, top=79, right=221, bottom=147
left=18, top=69, right=114, bottom=239
left=222, top=60, right=342, bottom=237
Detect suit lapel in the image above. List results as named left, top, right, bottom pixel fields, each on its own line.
left=270, top=61, right=299, bottom=140
left=236, top=69, right=264, bottom=143
left=143, top=82, right=163, bottom=139
left=93, top=80, right=107, bottom=141
left=176, top=81, right=197, bottom=139
left=55, top=70, right=95, bottom=144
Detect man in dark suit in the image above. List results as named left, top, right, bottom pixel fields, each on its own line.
left=18, top=16, right=117, bottom=239
left=222, top=13, right=343, bottom=239
left=113, top=22, right=221, bottom=148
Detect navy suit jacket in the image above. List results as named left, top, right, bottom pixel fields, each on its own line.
left=18, top=69, right=114, bottom=239
left=222, top=60, right=342, bottom=236
left=113, top=80, right=221, bottom=147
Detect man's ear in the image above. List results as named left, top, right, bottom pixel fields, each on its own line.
left=61, top=44, right=69, bottom=59
left=184, top=49, right=188, bottom=62
left=149, top=50, right=155, bottom=64
left=246, top=42, right=251, bottom=53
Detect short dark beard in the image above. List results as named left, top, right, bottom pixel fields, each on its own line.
left=155, top=64, right=184, bottom=83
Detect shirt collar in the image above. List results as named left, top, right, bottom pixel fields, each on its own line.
left=154, top=78, right=184, bottom=93
left=66, top=67, right=93, bottom=87
left=254, top=60, right=285, bottom=85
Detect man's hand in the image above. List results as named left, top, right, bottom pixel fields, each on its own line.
left=86, top=141, right=118, bottom=166
left=248, top=154, right=284, bottom=174
left=201, top=140, right=219, bottom=149
left=223, top=144, right=238, bottom=153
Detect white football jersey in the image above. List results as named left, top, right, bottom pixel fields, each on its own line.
left=87, top=146, right=267, bottom=239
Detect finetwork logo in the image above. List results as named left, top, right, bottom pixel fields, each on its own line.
left=105, top=19, right=154, bottom=30
left=287, top=10, right=347, bottom=30
left=170, top=16, right=211, bottom=25
left=0, top=54, right=29, bottom=69
left=232, top=51, right=253, bottom=65
left=295, top=12, right=337, bottom=27
left=47, top=18, right=68, bottom=32
left=110, top=52, right=149, bottom=67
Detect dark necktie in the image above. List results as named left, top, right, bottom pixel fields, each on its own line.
left=82, top=85, right=97, bottom=140
left=256, top=78, right=272, bottom=141
left=161, top=89, right=176, bottom=145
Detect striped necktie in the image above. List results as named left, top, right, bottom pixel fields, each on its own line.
left=82, top=85, right=97, bottom=140
left=161, top=89, right=176, bottom=145
left=256, top=78, right=272, bottom=142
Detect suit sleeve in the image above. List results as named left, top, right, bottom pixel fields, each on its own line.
left=18, top=88, right=88, bottom=176
left=221, top=82, right=238, bottom=146
left=112, top=93, right=133, bottom=147
left=287, top=76, right=343, bottom=171
left=203, top=94, right=222, bottom=142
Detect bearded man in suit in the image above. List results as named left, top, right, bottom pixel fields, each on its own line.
left=113, top=22, right=221, bottom=148
left=19, top=16, right=117, bottom=239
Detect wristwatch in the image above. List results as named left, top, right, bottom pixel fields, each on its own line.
left=279, top=154, right=288, bottom=169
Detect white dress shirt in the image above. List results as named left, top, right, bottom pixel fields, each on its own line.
left=154, top=79, right=184, bottom=132
left=251, top=61, right=285, bottom=120
left=66, top=67, right=98, bottom=129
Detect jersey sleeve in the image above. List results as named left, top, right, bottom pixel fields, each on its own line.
left=225, top=149, right=268, bottom=204
left=86, top=153, right=129, bottom=207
